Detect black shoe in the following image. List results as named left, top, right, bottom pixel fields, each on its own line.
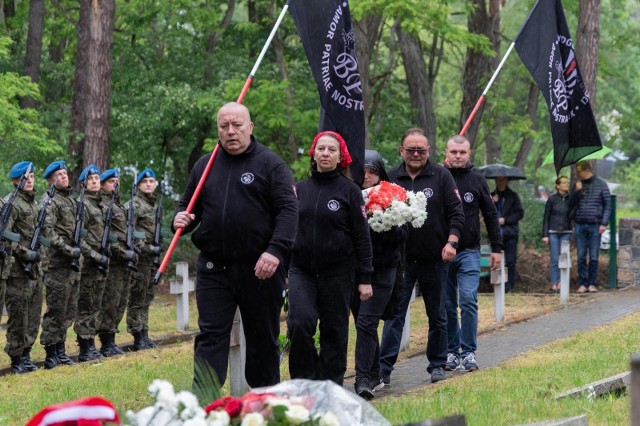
left=44, top=345, right=61, bottom=369
left=21, top=347, right=39, bottom=372
left=381, top=372, right=391, bottom=385
left=132, top=331, right=147, bottom=351
left=369, top=376, right=385, bottom=392
left=430, top=367, right=446, bottom=383
left=100, top=332, right=124, bottom=357
left=78, top=338, right=96, bottom=362
left=10, top=356, right=28, bottom=374
left=355, top=378, right=374, bottom=400
left=88, top=338, right=104, bottom=359
left=56, top=341, right=75, bottom=365
left=142, top=329, right=157, bottom=349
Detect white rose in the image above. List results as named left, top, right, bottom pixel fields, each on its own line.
left=126, top=406, right=155, bottom=426
left=176, top=390, right=200, bottom=410
left=240, top=412, right=265, bottom=426
left=183, top=418, right=208, bottom=426
left=284, top=404, right=311, bottom=425
left=318, top=412, right=340, bottom=426
left=207, top=410, right=230, bottom=426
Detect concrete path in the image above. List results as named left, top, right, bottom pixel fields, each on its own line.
left=363, top=286, right=640, bottom=397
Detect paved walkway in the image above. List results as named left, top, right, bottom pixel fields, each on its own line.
left=358, top=286, right=640, bottom=397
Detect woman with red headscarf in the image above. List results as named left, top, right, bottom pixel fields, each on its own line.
left=287, top=131, right=373, bottom=386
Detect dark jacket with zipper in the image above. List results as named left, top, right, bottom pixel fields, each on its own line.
left=543, top=192, right=572, bottom=236
left=491, top=186, right=524, bottom=239
left=445, top=163, right=503, bottom=253
left=568, top=175, right=611, bottom=226
left=388, top=160, right=465, bottom=263
left=291, top=167, right=373, bottom=284
left=175, top=137, right=298, bottom=266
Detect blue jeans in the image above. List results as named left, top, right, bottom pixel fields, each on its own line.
left=445, top=249, right=480, bottom=357
left=380, top=260, right=448, bottom=376
left=503, top=236, right=518, bottom=291
left=574, top=223, right=601, bottom=286
left=548, top=233, right=572, bottom=284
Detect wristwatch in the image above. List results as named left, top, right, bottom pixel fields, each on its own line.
left=447, top=240, right=459, bottom=249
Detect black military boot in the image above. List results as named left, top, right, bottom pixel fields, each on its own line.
left=44, top=345, right=61, bottom=369
left=21, top=347, right=39, bottom=372
left=10, top=356, right=28, bottom=374
left=78, top=338, right=94, bottom=362
left=56, top=341, right=75, bottom=365
left=110, top=333, right=125, bottom=355
left=88, top=337, right=104, bottom=359
left=142, top=329, right=157, bottom=349
left=99, top=333, right=123, bottom=357
left=132, top=331, right=147, bottom=351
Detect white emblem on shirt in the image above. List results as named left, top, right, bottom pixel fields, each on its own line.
left=240, top=173, right=255, bottom=184
left=423, top=188, right=434, bottom=198
left=464, top=192, right=474, bottom=203
left=327, top=200, right=340, bottom=211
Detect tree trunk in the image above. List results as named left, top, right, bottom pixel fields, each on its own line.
left=460, top=0, right=501, bottom=151
left=514, top=83, right=539, bottom=168
left=20, top=0, right=45, bottom=109
left=204, top=0, right=237, bottom=83
left=69, top=0, right=92, bottom=179
left=84, top=0, right=115, bottom=170
left=576, top=0, right=600, bottom=109
left=3, top=0, right=14, bottom=20
left=354, top=14, right=383, bottom=148
left=397, top=26, right=438, bottom=156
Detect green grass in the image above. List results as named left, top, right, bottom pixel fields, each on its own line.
left=0, top=293, right=627, bottom=425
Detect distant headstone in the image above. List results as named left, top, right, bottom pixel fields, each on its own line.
left=516, top=415, right=588, bottom=426
left=398, top=415, right=466, bottom=426
left=556, top=371, right=630, bottom=400
left=169, top=262, right=195, bottom=331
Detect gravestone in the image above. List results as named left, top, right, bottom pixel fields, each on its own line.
left=169, top=262, right=195, bottom=331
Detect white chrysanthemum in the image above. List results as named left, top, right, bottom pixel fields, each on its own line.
left=284, top=404, right=311, bottom=425
left=265, top=396, right=292, bottom=408
left=240, top=412, right=265, bottom=426
left=176, top=391, right=200, bottom=411
left=126, top=406, right=155, bottom=426
left=182, top=418, right=208, bottom=426
left=206, top=410, right=230, bottom=426
left=318, top=412, right=340, bottom=426
left=149, top=380, right=177, bottom=408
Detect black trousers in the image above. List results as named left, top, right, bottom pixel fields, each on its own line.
left=194, top=255, right=285, bottom=388
left=287, top=265, right=354, bottom=386
left=352, top=266, right=396, bottom=380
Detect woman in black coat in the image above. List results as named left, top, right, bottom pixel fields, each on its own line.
left=542, top=176, right=572, bottom=293
left=352, top=149, right=406, bottom=400
left=287, top=131, right=373, bottom=386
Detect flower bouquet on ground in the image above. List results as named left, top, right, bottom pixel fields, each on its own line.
left=126, top=379, right=391, bottom=426
left=362, top=181, right=427, bottom=233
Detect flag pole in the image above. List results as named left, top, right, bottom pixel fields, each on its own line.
left=460, top=42, right=516, bottom=136
left=153, top=0, right=292, bottom=285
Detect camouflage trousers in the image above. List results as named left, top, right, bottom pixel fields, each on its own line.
left=4, top=271, right=43, bottom=356
left=40, top=260, right=80, bottom=346
left=74, top=269, right=107, bottom=339
left=97, top=260, right=131, bottom=334
left=126, top=259, right=156, bottom=333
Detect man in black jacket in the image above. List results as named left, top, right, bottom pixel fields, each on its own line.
left=379, top=128, right=465, bottom=384
left=443, top=135, right=502, bottom=372
left=569, top=160, right=611, bottom=293
left=173, top=102, right=298, bottom=388
left=492, top=176, right=524, bottom=293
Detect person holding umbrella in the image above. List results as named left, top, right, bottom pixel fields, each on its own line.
left=491, top=175, right=524, bottom=293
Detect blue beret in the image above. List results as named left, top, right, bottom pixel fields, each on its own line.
left=43, top=160, right=67, bottom=179
left=100, top=168, right=120, bottom=182
left=79, top=164, right=101, bottom=183
left=9, top=161, right=35, bottom=179
left=136, top=168, right=156, bottom=186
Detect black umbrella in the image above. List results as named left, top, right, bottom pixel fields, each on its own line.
left=475, top=163, right=527, bottom=180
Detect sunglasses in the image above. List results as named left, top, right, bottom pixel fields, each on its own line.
left=401, top=147, right=429, bottom=155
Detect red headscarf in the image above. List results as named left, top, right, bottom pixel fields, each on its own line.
left=309, top=131, right=352, bottom=169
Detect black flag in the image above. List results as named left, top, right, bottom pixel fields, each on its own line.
left=289, top=0, right=366, bottom=184
left=515, top=0, right=602, bottom=174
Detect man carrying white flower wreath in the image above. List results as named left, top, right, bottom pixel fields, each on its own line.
left=379, top=128, right=465, bottom=385
left=443, top=135, right=503, bottom=373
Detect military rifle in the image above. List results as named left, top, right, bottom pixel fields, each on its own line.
left=23, top=183, right=56, bottom=280
left=70, top=181, right=86, bottom=272
left=152, top=191, right=163, bottom=268
left=125, top=176, right=140, bottom=272
left=0, top=164, right=33, bottom=258
left=97, top=185, right=117, bottom=276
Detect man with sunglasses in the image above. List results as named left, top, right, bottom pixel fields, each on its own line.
left=379, top=128, right=465, bottom=384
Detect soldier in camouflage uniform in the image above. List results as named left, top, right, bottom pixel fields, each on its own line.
left=3, top=162, right=43, bottom=374
left=74, top=165, right=109, bottom=361
left=96, top=169, right=139, bottom=357
left=126, top=168, right=163, bottom=350
left=39, top=161, right=83, bottom=369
